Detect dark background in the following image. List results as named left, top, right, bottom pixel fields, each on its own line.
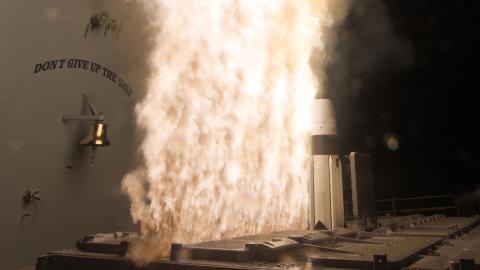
left=328, top=0, right=479, bottom=200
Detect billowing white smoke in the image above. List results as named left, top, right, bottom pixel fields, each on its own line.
left=122, top=0, right=348, bottom=262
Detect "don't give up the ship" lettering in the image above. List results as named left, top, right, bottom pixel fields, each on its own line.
left=33, top=58, right=133, bottom=97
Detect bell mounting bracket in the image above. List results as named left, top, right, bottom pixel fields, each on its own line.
left=62, top=94, right=104, bottom=121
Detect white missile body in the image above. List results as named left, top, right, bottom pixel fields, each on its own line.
left=310, top=95, right=345, bottom=230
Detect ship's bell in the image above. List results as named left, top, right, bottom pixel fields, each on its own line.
left=80, top=121, right=110, bottom=147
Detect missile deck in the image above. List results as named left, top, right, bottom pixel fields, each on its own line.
left=35, top=215, right=480, bottom=270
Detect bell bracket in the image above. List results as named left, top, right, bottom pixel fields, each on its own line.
left=62, top=94, right=103, bottom=122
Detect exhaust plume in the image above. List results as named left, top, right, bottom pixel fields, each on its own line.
left=122, top=0, right=349, bottom=262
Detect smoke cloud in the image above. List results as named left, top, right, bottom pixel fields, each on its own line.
left=327, top=0, right=413, bottom=111
left=122, top=0, right=349, bottom=263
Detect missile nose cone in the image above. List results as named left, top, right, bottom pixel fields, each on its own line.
left=311, top=89, right=338, bottom=155
left=312, top=98, right=337, bottom=136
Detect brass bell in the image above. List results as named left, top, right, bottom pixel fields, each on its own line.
left=80, top=122, right=110, bottom=164
left=80, top=121, right=110, bottom=147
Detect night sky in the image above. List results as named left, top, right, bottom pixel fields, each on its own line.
left=328, top=0, right=479, bottom=199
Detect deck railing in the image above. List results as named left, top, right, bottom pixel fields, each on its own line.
left=375, top=194, right=457, bottom=216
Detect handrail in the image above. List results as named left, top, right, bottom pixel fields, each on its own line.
left=375, top=194, right=455, bottom=203
left=374, top=194, right=457, bottom=216
left=376, top=206, right=457, bottom=215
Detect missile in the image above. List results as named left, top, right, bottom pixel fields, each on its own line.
left=310, top=89, right=345, bottom=230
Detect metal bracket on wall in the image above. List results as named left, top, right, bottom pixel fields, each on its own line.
left=20, top=188, right=43, bottom=220
left=62, top=114, right=104, bottom=121
left=84, top=11, right=122, bottom=39
left=62, top=94, right=103, bottom=121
